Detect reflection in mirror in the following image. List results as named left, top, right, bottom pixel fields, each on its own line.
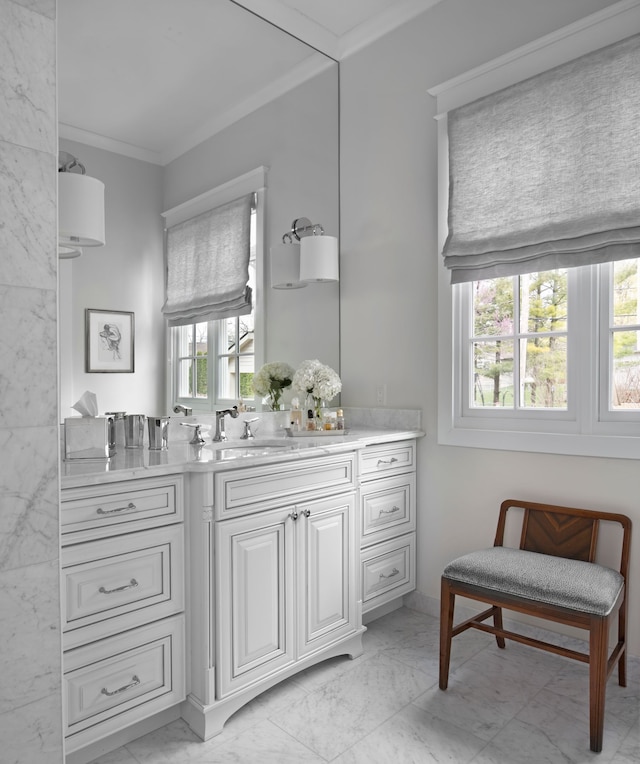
left=57, top=0, right=339, bottom=419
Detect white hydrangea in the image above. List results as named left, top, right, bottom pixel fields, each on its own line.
left=292, top=359, right=342, bottom=402
left=252, top=361, right=295, bottom=397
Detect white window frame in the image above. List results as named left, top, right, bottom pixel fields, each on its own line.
left=162, top=168, right=266, bottom=412
left=431, top=1, right=640, bottom=460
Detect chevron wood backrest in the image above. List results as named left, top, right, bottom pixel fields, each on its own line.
left=494, top=499, right=632, bottom=574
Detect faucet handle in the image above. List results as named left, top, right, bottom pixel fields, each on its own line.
left=180, top=422, right=206, bottom=445
left=240, top=417, right=259, bottom=440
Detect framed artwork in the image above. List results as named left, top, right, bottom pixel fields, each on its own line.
left=85, top=309, right=135, bottom=373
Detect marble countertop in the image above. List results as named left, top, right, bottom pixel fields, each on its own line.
left=60, top=426, right=425, bottom=489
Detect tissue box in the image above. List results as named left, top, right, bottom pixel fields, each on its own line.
left=64, top=417, right=116, bottom=460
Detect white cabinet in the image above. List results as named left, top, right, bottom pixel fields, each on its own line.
left=184, top=454, right=365, bottom=739
left=61, top=475, right=186, bottom=757
left=216, top=493, right=357, bottom=697
left=358, top=441, right=417, bottom=614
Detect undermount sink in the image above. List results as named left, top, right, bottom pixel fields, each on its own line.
left=212, top=443, right=294, bottom=460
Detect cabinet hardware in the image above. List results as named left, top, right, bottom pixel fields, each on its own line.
left=289, top=510, right=299, bottom=520
left=376, top=457, right=398, bottom=466
left=300, top=508, right=311, bottom=518
left=97, top=502, right=136, bottom=515
left=378, top=505, right=401, bottom=517
left=379, top=567, right=400, bottom=580
left=100, top=674, right=140, bottom=697
left=99, top=578, right=139, bottom=595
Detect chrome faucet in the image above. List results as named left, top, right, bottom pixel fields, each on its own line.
left=240, top=417, right=260, bottom=440
left=173, top=404, right=193, bottom=416
left=212, top=406, right=239, bottom=442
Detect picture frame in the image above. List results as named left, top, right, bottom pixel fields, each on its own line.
left=85, top=309, right=135, bottom=373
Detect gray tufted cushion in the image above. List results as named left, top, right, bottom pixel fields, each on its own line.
left=443, top=547, right=624, bottom=616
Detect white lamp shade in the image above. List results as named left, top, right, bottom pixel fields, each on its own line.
left=299, top=235, right=339, bottom=283
left=271, top=242, right=307, bottom=289
left=58, top=172, right=105, bottom=247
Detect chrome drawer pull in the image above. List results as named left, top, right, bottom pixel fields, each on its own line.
left=378, top=505, right=401, bottom=517
left=376, top=457, right=398, bottom=466
left=379, top=567, right=400, bottom=580
left=300, top=508, right=311, bottom=518
left=101, top=674, right=140, bottom=697
left=97, top=502, right=136, bottom=515
left=289, top=510, right=299, bottom=521
left=99, top=578, right=139, bottom=595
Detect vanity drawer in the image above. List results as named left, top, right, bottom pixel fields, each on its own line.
left=64, top=615, right=185, bottom=753
left=61, top=475, right=183, bottom=542
left=361, top=534, right=416, bottom=613
left=360, top=473, right=415, bottom=547
left=62, top=525, right=184, bottom=650
left=214, top=454, right=355, bottom=519
left=359, top=441, right=415, bottom=479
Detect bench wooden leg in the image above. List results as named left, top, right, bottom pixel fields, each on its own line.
left=589, top=616, right=608, bottom=753
left=439, top=577, right=455, bottom=690
left=493, top=606, right=506, bottom=649
left=618, top=604, right=627, bottom=687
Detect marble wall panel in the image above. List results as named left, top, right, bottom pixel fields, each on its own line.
left=0, top=0, right=56, bottom=153
left=0, top=425, right=60, bottom=571
left=0, top=559, right=61, bottom=715
left=0, top=693, right=63, bottom=764
left=0, top=141, right=57, bottom=290
left=11, top=0, right=56, bottom=20
left=0, top=284, right=57, bottom=429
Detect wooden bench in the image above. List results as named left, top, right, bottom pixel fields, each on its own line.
left=439, top=498, right=631, bottom=753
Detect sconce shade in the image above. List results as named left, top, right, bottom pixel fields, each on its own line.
left=271, top=242, right=307, bottom=289
left=300, top=235, right=339, bottom=283
left=58, top=171, right=105, bottom=249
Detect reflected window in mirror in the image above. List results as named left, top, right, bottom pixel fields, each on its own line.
left=170, top=195, right=260, bottom=410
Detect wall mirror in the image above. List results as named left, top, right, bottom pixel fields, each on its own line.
left=57, top=0, right=339, bottom=419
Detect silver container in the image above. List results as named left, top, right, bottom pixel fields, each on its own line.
left=64, top=416, right=115, bottom=460
left=124, top=414, right=146, bottom=448
left=105, top=411, right=126, bottom=448
left=148, top=416, right=170, bottom=450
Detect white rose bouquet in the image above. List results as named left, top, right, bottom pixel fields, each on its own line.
left=292, top=359, right=342, bottom=419
left=252, top=361, right=295, bottom=411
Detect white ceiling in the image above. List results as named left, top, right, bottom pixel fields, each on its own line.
left=57, top=0, right=443, bottom=165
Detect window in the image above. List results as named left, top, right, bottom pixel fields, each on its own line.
left=454, top=260, right=640, bottom=448
left=171, top=210, right=256, bottom=408
left=162, top=168, right=266, bottom=411
left=431, top=7, right=640, bottom=459
left=468, top=271, right=568, bottom=412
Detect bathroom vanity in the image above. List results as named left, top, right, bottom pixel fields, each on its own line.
left=60, top=419, right=422, bottom=763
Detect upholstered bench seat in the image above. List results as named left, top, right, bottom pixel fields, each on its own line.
left=444, top=546, right=624, bottom=617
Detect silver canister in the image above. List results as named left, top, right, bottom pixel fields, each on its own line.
left=148, top=416, right=170, bottom=450
left=124, top=414, right=146, bottom=448
left=105, top=411, right=126, bottom=449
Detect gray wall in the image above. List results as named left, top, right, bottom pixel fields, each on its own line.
left=339, top=0, right=640, bottom=654
left=0, top=0, right=62, bottom=760
left=58, top=139, right=165, bottom=420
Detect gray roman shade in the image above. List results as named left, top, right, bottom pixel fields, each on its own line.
left=443, top=33, right=640, bottom=284
left=162, top=194, right=253, bottom=326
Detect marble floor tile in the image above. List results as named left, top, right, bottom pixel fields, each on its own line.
left=84, top=608, right=638, bottom=764
left=413, top=646, right=553, bottom=742
left=611, top=719, right=640, bottom=764
left=269, top=652, right=437, bottom=760
left=513, top=688, right=632, bottom=763
left=332, top=703, right=487, bottom=764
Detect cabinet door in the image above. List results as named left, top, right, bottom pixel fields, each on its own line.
left=216, top=507, right=295, bottom=698
left=297, top=493, right=357, bottom=657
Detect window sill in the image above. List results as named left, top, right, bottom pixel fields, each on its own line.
left=438, top=422, right=640, bottom=460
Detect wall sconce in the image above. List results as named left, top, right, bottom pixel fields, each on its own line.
left=58, top=151, right=105, bottom=259
left=270, top=217, right=339, bottom=289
